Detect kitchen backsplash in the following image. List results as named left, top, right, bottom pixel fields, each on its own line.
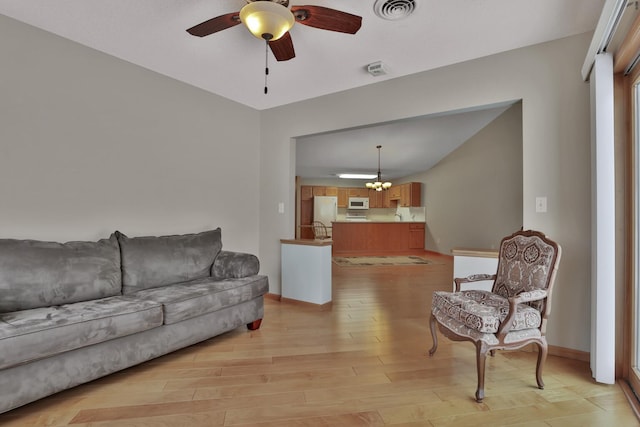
left=337, top=207, right=426, bottom=222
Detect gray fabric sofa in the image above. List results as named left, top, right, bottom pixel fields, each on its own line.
left=0, top=228, right=268, bottom=414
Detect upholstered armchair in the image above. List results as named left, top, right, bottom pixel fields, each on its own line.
left=429, top=230, right=561, bottom=402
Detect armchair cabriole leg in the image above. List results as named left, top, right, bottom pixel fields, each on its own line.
left=475, top=342, right=488, bottom=403
left=536, top=340, right=548, bottom=389
left=428, top=313, right=438, bottom=356
left=247, top=319, right=262, bottom=330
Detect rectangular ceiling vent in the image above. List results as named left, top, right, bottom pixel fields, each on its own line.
left=367, top=61, right=388, bottom=76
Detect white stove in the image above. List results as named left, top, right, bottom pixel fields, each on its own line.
left=345, top=213, right=368, bottom=221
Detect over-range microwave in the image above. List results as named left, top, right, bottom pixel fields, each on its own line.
left=348, top=197, right=369, bottom=210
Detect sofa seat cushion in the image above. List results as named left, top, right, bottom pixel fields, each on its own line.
left=432, top=290, right=541, bottom=334
left=0, top=234, right=121, bottom=313
left=0, top=296, right=163, bottom=370
left=117, top=229, right=223, bottom=294
left=132, top=275, right=269, bottom=325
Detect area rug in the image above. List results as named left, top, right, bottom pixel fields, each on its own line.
left=332, top=256, right=435, bottom=266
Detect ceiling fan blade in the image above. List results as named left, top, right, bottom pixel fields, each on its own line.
left=269, top=32, right=296, bottom=62
left=291, top=6, right=362, bottom=34
left=186, top=12, right=241, bottom=37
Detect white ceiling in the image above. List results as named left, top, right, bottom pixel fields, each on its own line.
left=0, top=0, right=604, bottom=111
left=0, top=0, right=604, bottom=180
left=296, top=102, right=514, bottom=180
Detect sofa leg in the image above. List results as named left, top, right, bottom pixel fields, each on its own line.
left=247, top=319, right=262, bottom=330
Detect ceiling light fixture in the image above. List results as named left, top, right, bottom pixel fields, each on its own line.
left=365, top=145, right=392, bottom=191
left=339, top=173, right=378, bottom=179
left=240, top=1, right=295, bottom=42
left=239, top=1, right=295, bottom=95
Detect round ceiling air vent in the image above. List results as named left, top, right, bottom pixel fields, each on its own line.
left=373, top=0, right=417, bottom=21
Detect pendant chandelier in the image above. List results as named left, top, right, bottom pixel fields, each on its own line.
left=365, top=145, right=392, bottom=191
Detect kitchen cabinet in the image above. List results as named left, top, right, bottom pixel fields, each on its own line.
left=368, top=189, right=390, bottom=208
left=368, top=189, right=381, bottom=208
left=325, top=187, right=338, bottom=196
left=303, top=184, right=407, bottom=206
left=299, top=199, right=314, bottom=239
left=332, top=222, right=426, bottom=255
left=299, top=186, right=314, bottom=238
left=312, top=186, right=338, bottom=197
left=312, top=186, right=324, bottom=197
left=408, top=223, right=425, bottom=249
left=337, top=188, right=349, bottom=208
left=389, top=182, right=421, bottom=207
left=388, top=185, right=402, bottom=201
left=400, top=182, right=421, bottom=207
left=301, top=186, right=313, bottom=201
left=382, top=189, right=390, bottom=208
left=348, top=187, right=369, bottom=197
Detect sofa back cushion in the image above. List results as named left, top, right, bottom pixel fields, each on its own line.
left=0, top=234, right=121, bottom=313
left=117, top=228, right=222, bottom=294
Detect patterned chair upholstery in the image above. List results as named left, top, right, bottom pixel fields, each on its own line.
left=429, top=230, right=561, bottom=402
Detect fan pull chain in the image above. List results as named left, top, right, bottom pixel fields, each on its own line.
left=264, top=40, right=269, bottom=95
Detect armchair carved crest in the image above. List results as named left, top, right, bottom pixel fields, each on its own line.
left=429, top=229, right=561, bottom=402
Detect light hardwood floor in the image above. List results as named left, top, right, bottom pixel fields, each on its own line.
left=1, top=253, right=638, bottom=426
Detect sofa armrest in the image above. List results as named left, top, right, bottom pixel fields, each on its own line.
left=211, top=250, right=260, bottom=280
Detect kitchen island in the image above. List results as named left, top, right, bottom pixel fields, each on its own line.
left=331, top=221, right=425, bottom=256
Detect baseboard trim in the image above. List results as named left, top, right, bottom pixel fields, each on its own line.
left=280, top=297, right=333, bottom=311
left=266, top=293, right=332, bottom=310
left=548, top=344, right=590, bottom=362
left=264, top=293, right=281, bottom=301
left=520, top=343, right=590, bottom=362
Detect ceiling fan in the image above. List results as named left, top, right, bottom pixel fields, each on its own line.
left=186, top=0, right=362, bottom=62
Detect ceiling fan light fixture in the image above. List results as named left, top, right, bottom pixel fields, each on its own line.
left=240, top=1, right=295, bottom=41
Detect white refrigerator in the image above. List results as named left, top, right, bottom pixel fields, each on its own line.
left=313, top=196, right=337, bottom=237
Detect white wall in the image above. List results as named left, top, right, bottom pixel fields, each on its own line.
left=0, top=15, right=262, bottom=253
left=0, top=13, right=594, bottom=353
left=410, top=102, right=523, bottom=254
left=260, top=33, right=593, bottom=352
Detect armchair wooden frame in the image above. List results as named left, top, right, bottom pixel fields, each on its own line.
left=428, top=230, right=561, bottom=402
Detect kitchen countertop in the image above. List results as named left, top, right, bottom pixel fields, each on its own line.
left=332, top=221, right=425, bottom=224
left=451, top=247, right=499, bottom=258
left=280, top=239, right=333, bottom=247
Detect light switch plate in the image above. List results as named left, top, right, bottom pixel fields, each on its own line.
left=535, top=197, right=547, bottom=213
left=278, top=202, right=285, bottom=214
